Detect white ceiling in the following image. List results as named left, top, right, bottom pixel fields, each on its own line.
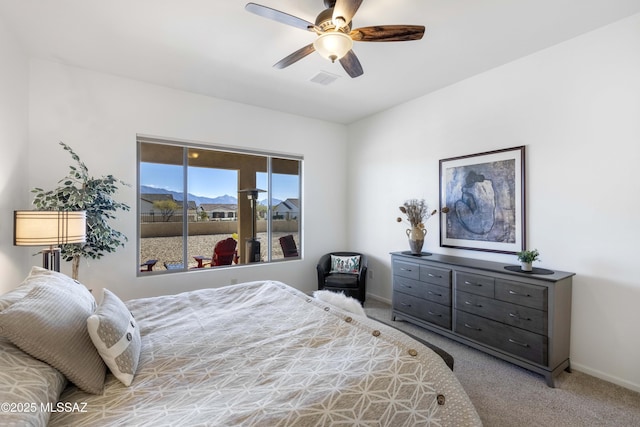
left=1, top=0, right=639, bottom=124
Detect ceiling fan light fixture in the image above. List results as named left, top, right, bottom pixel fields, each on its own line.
left=313, top=31, right=353, bottom=63
left=332, top=16, right=347, bottom=29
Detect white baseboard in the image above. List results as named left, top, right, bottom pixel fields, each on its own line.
left=571, top=363, right=640, bottom=393
left=365, top=293, right=391, bottom=305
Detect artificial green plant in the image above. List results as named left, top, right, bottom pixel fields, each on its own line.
left=516, top=248, right=540, bottom=263
left=31, top=142, right=130, bottom=279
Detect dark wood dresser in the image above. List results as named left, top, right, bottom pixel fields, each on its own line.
left=391, top=251, right=574, bottom=387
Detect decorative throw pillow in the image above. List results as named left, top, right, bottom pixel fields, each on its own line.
left=330, top=255, right=361, bottom=274
left=87, top=289, right=141, bottom=386
left=0, top=266, right=53, bottom=311
left=0, top=272, right=106, bottom=395
left=0, top=280, right=32, bottom=312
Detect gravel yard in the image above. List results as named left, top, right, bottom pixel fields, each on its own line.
left=141, top=232, right=298, bottom=270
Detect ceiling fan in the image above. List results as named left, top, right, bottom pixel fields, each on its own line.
left=245, top=0, right=425, bottom=78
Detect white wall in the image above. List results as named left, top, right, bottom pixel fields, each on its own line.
left=348, top=14, right=640, bottom=392
left=0, top=15, right=30, bottom=292
left=27, top=59, right=348, bottom=300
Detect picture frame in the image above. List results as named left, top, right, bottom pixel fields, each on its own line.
left=439, top=146, right=525, bottom=254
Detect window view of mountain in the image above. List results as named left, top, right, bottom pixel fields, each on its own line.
left=140, top=185, right=280, bottom=206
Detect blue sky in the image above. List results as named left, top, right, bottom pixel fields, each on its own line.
left=140, top=163, right=299, bottom=200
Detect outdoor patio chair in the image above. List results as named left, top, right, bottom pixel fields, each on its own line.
left=194, top=237, right=239, bottom=268
left=140, top=259, right=157, bottom=272
left=213, top=237, right=239, bottom=265
left=279, top=234, right=299, bottom=258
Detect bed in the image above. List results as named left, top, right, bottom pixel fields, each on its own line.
left=0, top=267, right=481, bottom=426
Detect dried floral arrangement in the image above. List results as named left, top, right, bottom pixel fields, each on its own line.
left=396, top=199, right=437, bottom=228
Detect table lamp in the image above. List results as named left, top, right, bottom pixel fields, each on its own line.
left=14, top=210, right=86, bottom=272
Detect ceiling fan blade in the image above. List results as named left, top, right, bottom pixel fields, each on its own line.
left=332, top=0, right=363, bottom=27
left=339, top=50, right=363, bottom=78
left=273, top=44, right=316, bottom=69
left=350, top=25, right=425, bottom=42
left=245, top=3, right=315, bottom=32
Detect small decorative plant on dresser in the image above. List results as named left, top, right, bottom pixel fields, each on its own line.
left=516, top=249, right=540, bottom=272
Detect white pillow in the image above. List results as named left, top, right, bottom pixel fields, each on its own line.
left=87, top=289, right=141, bottom=386
left=313, top=290, right=367, bottom=317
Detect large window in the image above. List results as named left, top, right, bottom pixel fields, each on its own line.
left=138, top=137, right=301, bottom=274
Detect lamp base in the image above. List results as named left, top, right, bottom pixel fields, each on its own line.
left=42, top=247, right=61, bottom=272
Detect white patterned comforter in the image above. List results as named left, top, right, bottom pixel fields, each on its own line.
left=50, top=280, right=481, bottom=426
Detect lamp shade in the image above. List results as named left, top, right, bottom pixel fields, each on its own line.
left=313, top=31, right=353, bottom=63
left=14, top=211, right=86, bottom=246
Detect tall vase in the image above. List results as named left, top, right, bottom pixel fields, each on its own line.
left=406, top=226, right=427, bottom=255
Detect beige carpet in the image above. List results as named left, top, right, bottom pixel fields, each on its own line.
left=364, top=299, right=640, bottom=427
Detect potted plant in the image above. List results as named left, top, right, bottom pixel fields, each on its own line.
left=516, top=249, right=540, bottom=272
left=31, top=142, right=130, bottom=280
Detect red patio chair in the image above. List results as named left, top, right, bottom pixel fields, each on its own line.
left=193, top=237, right=239, bottom=268
left=213, top=237, right=239, bottom=266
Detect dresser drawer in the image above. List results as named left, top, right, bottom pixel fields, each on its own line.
left=419, top=265, right=451, bottom=287
left=393, top=292, right=451, bottom=329
left=455, top=291, right=546, bottom=335
left=456, top=311, right=547, bottom=365
left=394, top=276, right=451, bottom=306
left=393, top=260, right=420, bottom=280
left=456, top=272, right=495, bottom=297
left=495, top=280, right=547, bottom=311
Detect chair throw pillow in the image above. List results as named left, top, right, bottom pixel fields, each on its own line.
left=330, top=255, right=361, bottom=274
left=87, top=289, right=141, bottom=386
left=0, top=272, right=106, bottom=394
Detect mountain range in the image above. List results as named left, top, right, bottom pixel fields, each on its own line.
left=140, top=185, right=280, bottom=206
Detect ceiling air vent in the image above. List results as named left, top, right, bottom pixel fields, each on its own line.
left=310, top=71, right=341, bottom=86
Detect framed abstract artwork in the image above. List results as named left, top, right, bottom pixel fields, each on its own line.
left=439, top=146, right=525, bottom=254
